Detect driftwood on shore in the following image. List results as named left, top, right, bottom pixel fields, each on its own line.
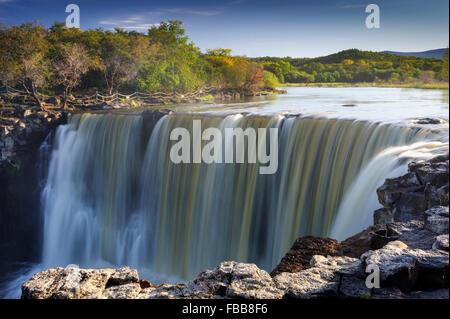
left=0, top=86, right=283, bottom=110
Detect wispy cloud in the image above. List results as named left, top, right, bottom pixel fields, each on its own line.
left=99, top=14, right=159, bottom=31
left=230, top=0, right=247, bottom=4
left=161, top=8, right=222, bottom=16
left=0, top=0, right=14, bottom=3
left=336, top=3, right=367, bottom=9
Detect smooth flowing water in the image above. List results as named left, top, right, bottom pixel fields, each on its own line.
left=1, top=87, right=448, bottom=298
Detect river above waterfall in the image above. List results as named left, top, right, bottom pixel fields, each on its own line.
left=1, top=87, right=449, bottom=298
left=140, top=87, right=449, bottom=123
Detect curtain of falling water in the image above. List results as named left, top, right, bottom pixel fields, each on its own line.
left=41, top=113, right=143, bottom=266
left=40, top=112, right=440, bottom=279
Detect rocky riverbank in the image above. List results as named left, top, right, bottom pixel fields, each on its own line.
left=0, top=104, right=66, bottom=165
left=21, top=153, right=449, bottom=299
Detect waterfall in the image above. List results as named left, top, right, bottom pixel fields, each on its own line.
left=39, top=111, right=443, bottom=280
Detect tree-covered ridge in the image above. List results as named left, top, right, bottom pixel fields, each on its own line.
left=250, top=48, right=449, bottom=84
left=0, top=21, right=267, bottom=107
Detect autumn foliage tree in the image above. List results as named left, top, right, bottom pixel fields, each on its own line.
left=0, top=23, right=50, bottom=108
left=52, top=43, right=90, bottom=107
left=244, top=63, right=264, bottom=93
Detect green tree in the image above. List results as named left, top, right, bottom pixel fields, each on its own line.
left=0, top=23, right=50, bottom=108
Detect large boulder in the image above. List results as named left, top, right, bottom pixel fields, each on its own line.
left=424, top=206, right=449, bottom=234
left=374, top=208, right=393, bottom=225
left=339, top=224, right=394, bottom=258
left=273, top=267, right=339, bottom=299
left=273, top=255, right=369, bottom=299
left=409, top=158, right=449, bottom=190
left=22, top=266, right=140, bottom=299
left=433, top=235, right=449, bottom=252
left=386, top=220, right=437, bottom=250
left=138, top=261, right=283, bottom=299
left=191, top=261, right=283, bottom=299
left=376, top=153, right=449, bottom=223
left=103, top=283, right=142, bottom=299
left=361, top=241, right=449, bottom=292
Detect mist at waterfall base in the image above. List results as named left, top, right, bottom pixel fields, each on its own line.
left=1, top=88, right=448, bottom=298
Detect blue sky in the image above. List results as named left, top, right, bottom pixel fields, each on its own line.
left=0, top=0, right=448, bottom=57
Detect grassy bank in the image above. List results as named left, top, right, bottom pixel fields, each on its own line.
left=282, top=82, right=449, bottom=89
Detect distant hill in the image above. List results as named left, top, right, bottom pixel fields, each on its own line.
left=382, top=48, right=447, bottom=59
left=250, top=49, right=444, bottom=68
left=249, top=48, right=448, bottom=84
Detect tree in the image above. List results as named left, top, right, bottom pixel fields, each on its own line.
left=206, top=48, right=232, bottom=57
left=52, top=43, right=90, bottom=107
left=0, top=23, right=50, bottom=108
left=100, top=33, right=137, bottom=94
left=263, top=71, right=279, bottom=88
left=244, top=63, right=264, bottom=93
left=437, top=48, right=449, bottom=82
left=138, top=21, right=206, bottom=92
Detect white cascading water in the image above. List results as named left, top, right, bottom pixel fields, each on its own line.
left=330, top=140, right=449, bottom=240
left=33, top=111, right=446, bottom=283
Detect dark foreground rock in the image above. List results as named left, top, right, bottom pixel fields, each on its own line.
left=270, top=236, right=342, bottom=277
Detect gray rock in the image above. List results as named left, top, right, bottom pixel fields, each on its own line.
left=376, top=154, right=449, bottom=224
left=273, top=268, right=339, bottom=299
left=107, top=267, right=139, bottom=286
left=410, top=160, right=449, bottom=189
left=192, top=261, right=283, bottom=299
left=138, top=261, right=284, bottom=299
left=102, top=283, right=141, bottom=299
left=361, top=241, right=449, bottom=292
left=51, top=268, right=115, bottom=299
left=21, top=267, right=67, bottom=299
left=339, top=276, right=372, bottom=298
left=432, top=235, right=449, bottom=252
left=377, top=172, right=422, bottom=209
left=437, top=183, right=449, bottom=206
left=424, top=206, right=449, bottom=234
left=137, top=284, right=186, bottom=299
left=22, top=267, right=117, bottom=299
left=273, top=255, right=367, bottom=299
left=392, top=192, right=427, bottom=222
left=374, top=208, right=393, bottom=225
left=225, top=263, right=283, bottom=299
left=309, top=255, right=363, bottom=276
left=415, top=118, right=446, bottom=125
left=387, top=220, right=436, bottom=250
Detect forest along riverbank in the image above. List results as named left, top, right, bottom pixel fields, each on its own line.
left=21, top=153, right=449, bottom=299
